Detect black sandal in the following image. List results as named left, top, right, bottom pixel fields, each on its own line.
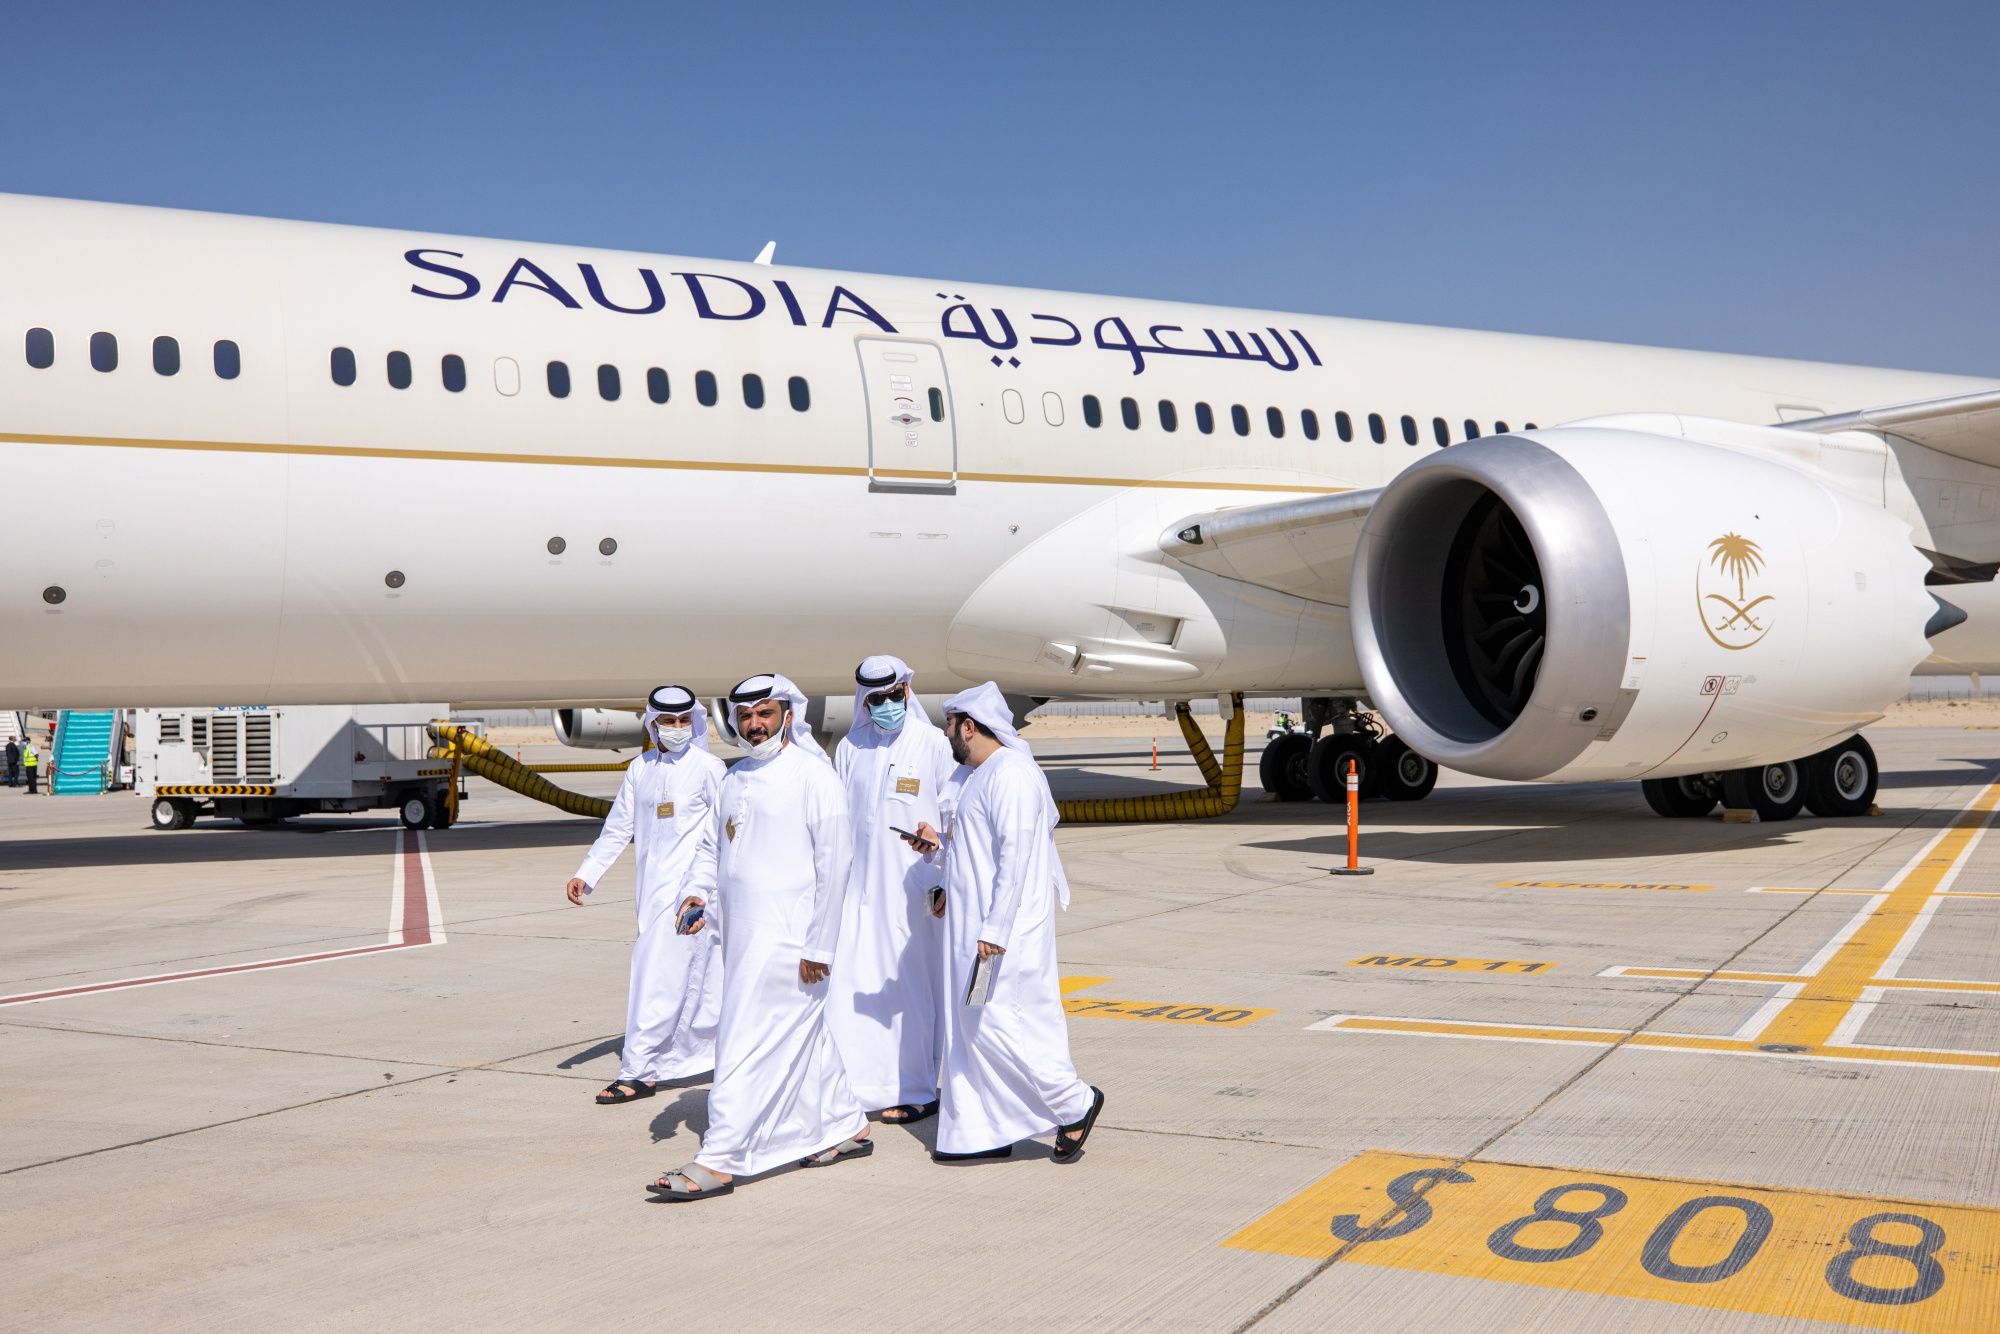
left=1051, top=1086, right=1104, bottom=1163
left=877, top=1099, right=940, bottom=1125
left=596, top=1079, right=656, bottom=1105
left=932, top=1144, right=1012, bottom=1163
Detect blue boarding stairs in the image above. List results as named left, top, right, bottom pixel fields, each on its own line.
left=51, top=710, right=117, bottom=795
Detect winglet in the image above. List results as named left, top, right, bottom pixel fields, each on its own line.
left=753, top=241, right=776, bottom=266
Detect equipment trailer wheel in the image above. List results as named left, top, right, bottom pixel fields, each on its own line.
left=1307, top=735, right=1375, bottom=804
left=1804, top=735, right=1878, bottom=817
left=1641, top=775, right=1718, bottom=818
left=1258, top=733, right=1315, bottom=801
left=1373, top=736, right=1437, bottom=801
left=150, top=796, right=194, bottom=831
left=1721, top=761, right=1806, bottom=822
left=399, top=793, right=434, bottom=830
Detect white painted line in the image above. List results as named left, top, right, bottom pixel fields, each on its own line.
left=1730, top=982, right=1805, bottom=1041
left=1827, top=986, right=1884, bottom=1048
left=1877, top=893, right=1947, bottom=981
left=1795, top=895, right=1888, bottom=976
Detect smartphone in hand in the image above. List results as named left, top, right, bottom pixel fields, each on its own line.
left=676, top=902, right=706, bottom=935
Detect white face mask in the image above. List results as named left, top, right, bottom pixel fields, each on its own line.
left=657, top=726, right=693, bottom=752
left=739, top=731, right=785, bottom=761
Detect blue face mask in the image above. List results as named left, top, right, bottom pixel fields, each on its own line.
left=868, top=698, right=907, bottom=731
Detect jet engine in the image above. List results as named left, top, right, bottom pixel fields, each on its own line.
left=1350, top=427, right=1935, bottom=785
left=555, top=708, right=646, bottom=749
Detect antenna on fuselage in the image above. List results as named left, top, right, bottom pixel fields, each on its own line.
left=753, top=241, right=776, bottom=265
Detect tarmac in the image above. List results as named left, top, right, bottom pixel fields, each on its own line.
left=3, top=725, right=1998, bottom=1333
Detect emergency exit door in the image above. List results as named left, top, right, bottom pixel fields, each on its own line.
left=857, top=338, right=956, bottom=494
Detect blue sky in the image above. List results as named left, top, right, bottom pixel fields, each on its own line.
left=3, top=2, right=1995, bottom=374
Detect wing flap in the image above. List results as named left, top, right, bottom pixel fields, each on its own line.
left=1158, top=489, right=1378, bottom=606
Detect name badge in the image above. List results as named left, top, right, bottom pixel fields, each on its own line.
left=895, top=777, right=921, bottom=796
left=655, top=801, right=675, bottom=818
left=725, top=817, right=738, bottom=842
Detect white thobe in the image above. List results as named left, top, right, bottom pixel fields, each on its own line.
left=934, top=748, right=1093, bottom=1154
left=695, top=743, right=867, bottom=1176
left=574, top=745, right=726, bottom=1084
left=829, top=719, right=955, bottom=1109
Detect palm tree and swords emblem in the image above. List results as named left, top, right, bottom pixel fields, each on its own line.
left=1699, top=532, right=1776, bottom=649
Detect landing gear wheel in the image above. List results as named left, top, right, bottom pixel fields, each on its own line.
left=1721, top=761, right=1806, bottom=822
left=150, top=796, right=194, bottom=831
left=1374, top=735, right=1437, bottom=801
left=1307, top=735, right=1375, bottom=804
left=400, top=793, right=434, bottom=830
left=1805, top=735, right=1878, bottom=817
left=1641, top=775, right=1718, bottom=818
left=1258, top=733, right=1315, bottom=801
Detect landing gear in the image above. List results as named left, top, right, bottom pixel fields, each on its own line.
left=1721, top=761, right=1806, bottom=823
left=150, top=796, right=196, bottom=831
left=1307, top=734, right=1375, bottom=803
left=1258, top=732, right=1315, bottom=801
left=1374, top=735, right=1438, bottom=801
left=400, top=792, right=434, bottom=830
left=1641, top=775, right=1719, bottom=818
left=1804, top=735, right=1878, bottom=818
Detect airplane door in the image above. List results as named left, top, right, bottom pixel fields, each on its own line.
left=857, top=338, right=956, bottom=493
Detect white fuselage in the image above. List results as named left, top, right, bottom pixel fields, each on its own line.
left=2, top=192, right=1995, bottom=709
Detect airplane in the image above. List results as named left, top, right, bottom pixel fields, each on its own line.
left=4, top=191, right=1998, bottom=821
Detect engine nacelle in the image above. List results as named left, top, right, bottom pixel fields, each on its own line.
left=555, top=707, right=646, bottom=749
left=1351, top=427, right=1934, bottom=782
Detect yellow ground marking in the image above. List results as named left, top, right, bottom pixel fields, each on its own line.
left=1224, top=1149, right=2000, bottom=1332
left=1059, top=975, right=1116, bottom=995
left=1348, top=955, right=1556, bottom=974
left=1063, top=996, right=1276, bottom=1027
left=1499, top=880, right=1713, bottom=892
left=1750, top=887, right=2000, bottom=898
left=1605, top=967, right=2000, bottom=995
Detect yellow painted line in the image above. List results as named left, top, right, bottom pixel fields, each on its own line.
left=1610, top=967, right=2000, bottom=994
left=1755, top=780, right=2000, bottom=1051
left=1223, top=1149, right=2000, bottom=1332
left=0, top=430, right=1347, bottom=495
left=1499, top=880, right=1713, bottom=892
left=1059, top=975, right=1115, bottom=996
left=1751, top=887, right=2000, bottom=898
left=1349, top=954, right=1557, bottom=974
left=1062, top=997, right=1276, bottom=1027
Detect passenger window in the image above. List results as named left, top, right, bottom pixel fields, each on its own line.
left=1195, top=402, right=1214, bottom=434
left=1493, top=421, right=1508, bottom=433
left=1083, top=394, right=1102, bottom=427
left=213, top=339, right=240, bottom=380
left=331, top=346, right=356, bottom=386
left=1463, top=419, right=1481, bottom=439
left=494, top=357, right=521, bottom=396
left=1002, top=388, right=1024, bottom=423
left=1158, top=400, right=1178, bottom=432
left=927, top=386, right=944, bottom=421
left=1042, top=391, right=1065, bottom=426
left=25, top=327, right=53, bottom=369
left=788, top=375, right=810, bottom=411
left=1120, top=396, right=1141, bottom=430
left=1368, top=412, right=1385, bottom=443
left=600, top=364, right=622, bottom=401
left=1400, top=414, right=1417, bottom=445
left=695, top=370, right=717, bottom=405
left=387, top=351, right=412, bottom=389
left=743, top=373, right=764, bottom=409
left=153, top=336, right=180, bottom=376
left=1433, top=417, right=1449, bottom=446
left=1525, top=422, right=1538, bottom=430
left=548, top=360, right=572, bottom=398
left=1335, top=410, right=1352, bottom=442
left=1266, top=407, right=1285, bottom=438
left=1302, top=409, right=1319, bottom=440
left=647, top=367, right=670, bottom=404
left=1231, top=404, right=1250, bottom=436
left=90, top=332, right=117, bottom=373
left=441, top=354, right=466, bottom=393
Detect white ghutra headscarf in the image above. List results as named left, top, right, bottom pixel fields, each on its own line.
left=849, top=654, right=943, bottom=738
left=727, top=673, right=829, bottom=761
left=642, top=684, right=709, bottom=752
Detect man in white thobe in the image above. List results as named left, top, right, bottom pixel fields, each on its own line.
left=567, top=686, right=726, bottom=1104
left=915, top=682, right=1103, bottom=1164
left=652, top=674, right=870, bottom=1201
left=828, top=655, right=955, bottom=1123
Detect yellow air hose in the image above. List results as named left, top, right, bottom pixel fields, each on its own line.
left=1055, top=693, right=1244, bottom=824
left=429, top=724, right=614, bottom=820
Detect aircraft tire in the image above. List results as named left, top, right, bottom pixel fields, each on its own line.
left=1641, top=776, right=1718, bottom=818
left=1307, top=735, right=1374, bottom=804
left=1720, top=761, right=1806, bottom=822
left=1374, top=735, right=1437, bottom=801
left=1258, top=733, right=1315, bottom=801
left=1804, top=735, right=1878, bottom=818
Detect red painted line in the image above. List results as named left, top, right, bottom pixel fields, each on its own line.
left=0, top=829, right=443, bottom=1008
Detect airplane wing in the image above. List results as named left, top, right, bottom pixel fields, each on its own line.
left=1157, top=488, right=1378, bottom=606
left=1783, top=387, right=2000, bottom=468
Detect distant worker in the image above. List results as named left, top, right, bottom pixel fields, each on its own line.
left=828, top=655, right=955, bottom=1125
left=650, top=674, right=867, bottom=1201
left=567, top=686, right=726, bottom=1105
left=913, top=682, right=1103, bottom=1164
left=23, top=743, right=38, bottom=794
left=4, top=739, right=18, bottom=787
